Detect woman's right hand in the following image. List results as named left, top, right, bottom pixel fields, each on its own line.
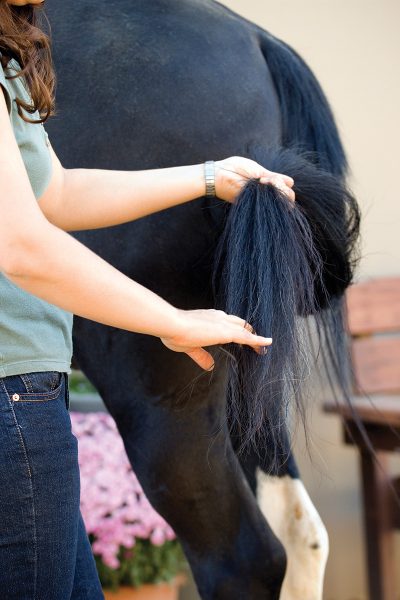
left=161, top=309, right=272, bottom=370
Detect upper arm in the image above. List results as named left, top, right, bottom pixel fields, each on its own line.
left=37, top=141, right=66, bottom=220
left=0, top=89, right=49, bottom=272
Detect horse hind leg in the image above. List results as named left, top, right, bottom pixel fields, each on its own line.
left=256, top=456, right=329, bottom=600
left=130, top=416, right=287, bottom=598
left=110, top=367, right=287, bottom=598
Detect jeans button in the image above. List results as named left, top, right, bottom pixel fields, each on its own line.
left=12, top=393, right=20, bottom=401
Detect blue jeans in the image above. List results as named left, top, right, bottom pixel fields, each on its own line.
left=0, top=371, right=104, bottom=599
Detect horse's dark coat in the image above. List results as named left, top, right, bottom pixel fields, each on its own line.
left=44, top=1, right=356, bottom=597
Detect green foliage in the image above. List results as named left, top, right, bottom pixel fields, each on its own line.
left=92, top=537, right=186, bottom=591
left=68, top=369, right=97, bottom=394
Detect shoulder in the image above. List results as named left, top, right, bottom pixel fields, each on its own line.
left=0, top=56, right=12, bottom=113
left=0, top=55, right=32, bottom=116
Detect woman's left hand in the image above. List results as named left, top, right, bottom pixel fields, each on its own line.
left=214, top=156, right=295, bottom=203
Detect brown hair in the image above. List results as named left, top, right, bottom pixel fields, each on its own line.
left=0, top=2, right=55, bottom=123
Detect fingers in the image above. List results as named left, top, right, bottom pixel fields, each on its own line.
left=227, top=316, right=260, bottom=353
left=217, top=157, right=295, bottom=203
left=282, top=175, right=294, bottom=187
left=234, top=329, right=272, bottom=348
left=255, top=345, right=269, bottom=356
left=218, top=312, right=271, bottom=349
left=244, top=320, right=254, bottom=334
left=185, top=332, right=270, bottom=371
left=186, top=347, right=215, bottom=371
left=226, top=314, right=254, bottom=332
left=219, top=314, right=272, bottom=356
left=184, top=320, right=271, bottom=368
left=161, top=309, right=272, bottom=365
left=259, top=171, right=295, bottom=202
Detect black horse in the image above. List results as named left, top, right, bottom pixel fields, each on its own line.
left=45, top=1, right=359, bottom=598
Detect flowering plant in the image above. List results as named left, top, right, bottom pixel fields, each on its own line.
left=70, top=411, right=186, bottom=590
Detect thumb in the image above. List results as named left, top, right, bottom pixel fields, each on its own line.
left=186, top=347, right=215, bottom=371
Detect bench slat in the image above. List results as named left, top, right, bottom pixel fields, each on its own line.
left=351, top=337, right=400, bottom=394
left=347, top=278, right=400, bottom=335
left=324, top=395, right=400, bottom=427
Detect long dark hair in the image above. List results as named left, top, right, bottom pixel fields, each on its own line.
left=214, top=33, right=361, bottom=467
left=0, top=1, right=54, bottom=122
left=214, top=149, right=359, bottom=461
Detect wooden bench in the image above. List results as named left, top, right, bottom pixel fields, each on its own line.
left=324, top=277, right=400, bottom=600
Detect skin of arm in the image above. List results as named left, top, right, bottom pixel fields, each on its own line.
left=39, top=145, right=294, bottom=232
left=0, top=93, right=273, bottom=369
left=39, top=149, right=207, bottom=231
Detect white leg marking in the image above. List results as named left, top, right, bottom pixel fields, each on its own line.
left=257, top=470, right=329, bottom=600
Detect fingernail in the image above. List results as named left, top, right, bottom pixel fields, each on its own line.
left=260, top=346, right=269, bottom=355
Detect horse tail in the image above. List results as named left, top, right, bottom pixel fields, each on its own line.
left=259, top=32, right=347, bottom=178
left=214, top=148, right=360, bottom=464
left=213, top=33, right=360, bottom=466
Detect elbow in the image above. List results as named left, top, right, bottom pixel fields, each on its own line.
left=1, top=248, right=32, bottom=281
left=0, top=231, right=45, bottom=280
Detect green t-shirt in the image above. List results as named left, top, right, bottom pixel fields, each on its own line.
left=0, top=56, right=73, bottom=377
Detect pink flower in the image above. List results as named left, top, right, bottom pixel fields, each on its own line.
left=70, top=411, right=177, bottom=569
left=150, top=527, right=166, bottom=546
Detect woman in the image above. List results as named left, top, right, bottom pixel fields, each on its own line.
left=0, top=1, right=294, bottom=598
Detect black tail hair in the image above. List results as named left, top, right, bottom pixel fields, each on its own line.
left=211, top=32, right=362, bottom=466
left=259, top=32, right=347, bottom=177
left=212, top=31, right=361, bottom=466
left=213, top=148, right=360, bottom=463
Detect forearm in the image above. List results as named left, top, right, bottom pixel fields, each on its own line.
left=5, top=221, right=181, bottom=339
left=56, top=163, right=205, bottom=230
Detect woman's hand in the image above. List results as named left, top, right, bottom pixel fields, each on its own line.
left=214, top=156, right=295, bottom=203
left=161, top=308, right=272, bottom=370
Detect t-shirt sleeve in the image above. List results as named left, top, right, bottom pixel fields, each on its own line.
left=0, top=61, right=12, bottom=114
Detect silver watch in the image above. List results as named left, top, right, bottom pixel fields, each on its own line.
left=204, top=160, right=216, bottom=198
